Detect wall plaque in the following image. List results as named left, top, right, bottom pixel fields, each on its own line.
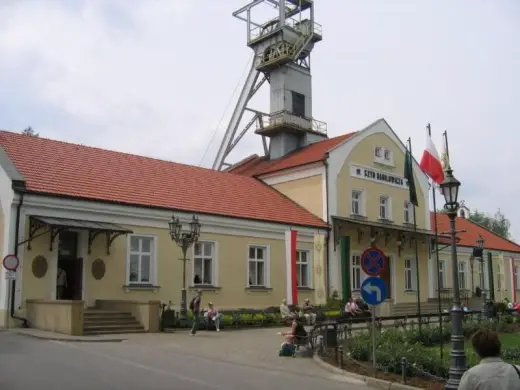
left=32, top=255, right=48, bottom=279
left=91, top=258, right=106, bottom=280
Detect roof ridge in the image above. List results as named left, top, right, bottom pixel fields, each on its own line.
left=463, top=217, right=520, bottom=250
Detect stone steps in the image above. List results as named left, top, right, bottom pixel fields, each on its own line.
left=83, top=310, right=146, bottom=335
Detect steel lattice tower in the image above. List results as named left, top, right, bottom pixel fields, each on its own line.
left=212, top=0, right=326, bottom=171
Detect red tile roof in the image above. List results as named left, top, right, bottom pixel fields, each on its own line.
left=0, top=131, right=327, bottom=228
left=431, top=212, right=520, bottom=253
left=228, top=132, right=357, bottom=176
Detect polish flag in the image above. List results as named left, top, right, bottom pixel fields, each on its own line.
left=285, top=229, right=298, bottom=305
left=419, top=131, right=445, bottom=185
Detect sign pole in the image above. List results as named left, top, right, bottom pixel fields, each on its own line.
left=371, top=305, right=376, bottom=368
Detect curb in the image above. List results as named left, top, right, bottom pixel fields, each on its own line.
left=9, top=330, right=126, bottom=343
left=312, top=355, right=421, bottom=390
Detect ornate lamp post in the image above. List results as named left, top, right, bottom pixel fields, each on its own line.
left=474, top=235, right=489, bottom=317
left=439, top=166, right=466, bottom=390
left=168, top=215, right=201, bottom=318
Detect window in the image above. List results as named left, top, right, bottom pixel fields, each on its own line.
left=458, top=262, right=466, bottom=289
left=375, top=147, right=382, bottom=157
left=379, top=196, right=389, bottom=220
left=248, top=246, right=269, bottom=287
left=404, top=258, right=416, bottom=290
left=497, top=265, right=502, bottom=290
left=127, top=235, right=155, bottom=284
left=352, top=190, right=362, bottom=215
left=438, top=260, right=446, bottom=289
left=352, top=254, right=362, bottom=290
left=384, top=149, right=391, bottom=161
left=193, top=242, right=216, bottom=285
left=516, top=266, right=520, bottom=290
left=404, top=201, right=411, bottom=223
left=296, top=250, right=311, bottom=288
left=292, top=91, right=305, bottom=117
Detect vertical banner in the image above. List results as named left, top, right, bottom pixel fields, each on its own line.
left=513, top=258, right=518, bottom=303
left=313, top=234, right=326, bottom=304
left=285, top=230, right=298, bottom=305
left=340, top=236, right=351, bottom=301
left=291, top=230, right=298, bottom=305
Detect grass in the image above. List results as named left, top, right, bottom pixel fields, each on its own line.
left=428, top=333, right=520, bottom=365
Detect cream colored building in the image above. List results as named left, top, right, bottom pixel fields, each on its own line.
left=231, top=118, right=520, bottom=315
left=0, top=131, right=328, bottom=333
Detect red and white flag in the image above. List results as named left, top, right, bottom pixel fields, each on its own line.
left=419, top=130, right=445, bottom=185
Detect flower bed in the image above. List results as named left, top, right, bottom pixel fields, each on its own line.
left=329, top=315, right=520, bottom=389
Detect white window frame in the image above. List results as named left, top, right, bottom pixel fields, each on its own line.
left=247, top=245, right=270, bottom=288
left=496, top=264, right=502, bottom=290
left=516, top=265, right=520, bottom=290
left=375, top=146, right=382, bottom=157
left=379, top=195, right=392, bottom=220
left=351, top=189, right=365, bottom=216
left=352, top=253, right=364, bottom=291
left=191, top=241, right=219, bottom=287
left=384, top=149, right=392, bottom=161
left=374, top=146, right=395, bottom=166
left=404, top=201, right=411, bottom=224
left=404, top=258, right=417, bottom=291
left=296, top=249, right=312, bottom=288
left=126, top=234, right=157, bottom=285
left=438, top=260, right=447, bottom=289
left=458, top=261, right=467, bottom=290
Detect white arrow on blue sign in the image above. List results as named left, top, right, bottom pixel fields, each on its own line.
left=361, top=277, right=388, bottom=306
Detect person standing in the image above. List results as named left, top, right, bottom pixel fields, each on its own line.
left=189, top=290, right=202, bottom=335
left=56, top=267, right=67, bottom=299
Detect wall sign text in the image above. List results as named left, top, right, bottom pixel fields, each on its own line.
left=350, top=164, right=409, bottom=189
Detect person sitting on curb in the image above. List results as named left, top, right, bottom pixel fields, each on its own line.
left=278, top=316, right=307, bottom=357
left=345, top=297, right=363, bottom=316
left=459, top=328, right=520, bottom=390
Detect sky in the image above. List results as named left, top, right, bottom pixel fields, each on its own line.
left=0, top=0, right=519, bottom=240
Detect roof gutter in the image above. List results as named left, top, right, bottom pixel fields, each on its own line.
left=11, top=185, right=28, bottom=327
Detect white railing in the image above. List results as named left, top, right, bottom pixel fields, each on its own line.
left=255, top=111, right=327, bottom=135
left=248, top=17, right=323, bottom=43
left=312, top=118, right=327, bottom=134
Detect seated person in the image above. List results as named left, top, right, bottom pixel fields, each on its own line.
left=280, top=299, right=295, bottom=321
left=302, top=299, right=317, bottom=325
left=279, top=316, right=307, bottom=356
left=345, top=297, right=363, bottom=316
left=204, top=302, right=222, bottom=331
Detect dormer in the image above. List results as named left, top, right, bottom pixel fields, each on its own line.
left=374, top=145, right=395, bottom=167
left=458, top=201, right=470, bottom=219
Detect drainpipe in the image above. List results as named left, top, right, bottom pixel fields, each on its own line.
left=10, top=191, right=28, bottom=327
left=324, top=159, right=330, bottom=298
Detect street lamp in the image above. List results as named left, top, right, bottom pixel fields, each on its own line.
left=439, top=166, right=466, bottom=390
left=168, top=214, right=201, bottom=317
left=473, top=235, right=488, bottom=317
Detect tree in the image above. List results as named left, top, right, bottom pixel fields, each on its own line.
left=469, top=209, right=511, bottom=239
left=22, top=126, right=39, bottom=137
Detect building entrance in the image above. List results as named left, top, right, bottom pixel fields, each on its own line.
left=56, top=231, right=83, bottom=300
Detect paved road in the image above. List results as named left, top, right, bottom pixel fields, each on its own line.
left=0, top=329, right=367, bottom=390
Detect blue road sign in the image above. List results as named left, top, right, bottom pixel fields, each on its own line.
left=361, top=277, right=388, bottom=306
left=361, top=247, right=387, bottom=276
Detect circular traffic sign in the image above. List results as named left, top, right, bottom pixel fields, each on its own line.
left=3, top=254, right=19, bottom=271
left=360, top=247, right=387, bottom=276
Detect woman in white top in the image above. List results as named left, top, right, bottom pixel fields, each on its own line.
left=459, top=328, right=520, bottom=390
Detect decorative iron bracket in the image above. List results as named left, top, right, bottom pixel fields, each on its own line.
left=357, top=228, right=364, bottom=244
left=88, top=231, right=103, bottom=254
left=49, top=226, right=65, bottom=251
left=26, top=218, right=48, bottom=250
left=106, top=231, right=125, bottom=255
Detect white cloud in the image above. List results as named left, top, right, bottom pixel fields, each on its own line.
left=0, top=0, right=519, bottom=240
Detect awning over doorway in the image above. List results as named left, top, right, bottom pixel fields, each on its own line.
left=23, top=216, right=133, bottom=255
left=331, top=215, right=454, bottom=255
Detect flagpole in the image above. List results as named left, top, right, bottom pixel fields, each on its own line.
left=428, top=123, right=444, bottom=362
left=408, top=137, right=422, bottom=329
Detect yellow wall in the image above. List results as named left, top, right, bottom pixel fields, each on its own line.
left=337, top=132, right=427, bottom=229
left=341, top=225, right=430, bottom=304
left=19, top=218, right=320, bottom=310
left=272, top=175, right=323, bottom=219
